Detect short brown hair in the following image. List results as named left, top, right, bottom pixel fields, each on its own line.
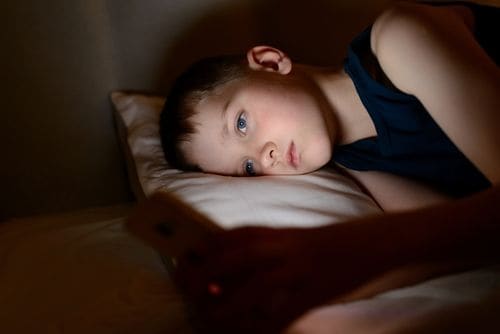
left=160, top=55, right=247, bottom=170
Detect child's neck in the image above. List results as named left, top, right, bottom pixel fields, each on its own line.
left=306, top=65, right=377, bottom=145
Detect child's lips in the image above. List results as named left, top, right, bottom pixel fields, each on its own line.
left=287, top=142, right=299, bottom=168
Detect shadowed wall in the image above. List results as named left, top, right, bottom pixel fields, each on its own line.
left=1, top=0, right=397, bottom=220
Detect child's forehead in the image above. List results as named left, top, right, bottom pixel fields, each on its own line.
left=196, top=73, right=280, bottom=118
left=217, top=75, right=277, bottom=100
left=193, top=93, right=226, bottom=127
left=212, top=76, right=248, bottom=95
left=197, top=79, right=243, bottom=113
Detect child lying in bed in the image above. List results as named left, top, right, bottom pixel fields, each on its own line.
left=159, top=1, right=500, bottom=333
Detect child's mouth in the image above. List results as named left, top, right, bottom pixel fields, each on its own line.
left=287, top=142, right=299, bottom=168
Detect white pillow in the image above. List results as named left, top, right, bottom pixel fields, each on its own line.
left=110, top=91, right=381, bottom=229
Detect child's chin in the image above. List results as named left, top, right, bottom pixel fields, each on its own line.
left=289, top=169, right=311, bottom=176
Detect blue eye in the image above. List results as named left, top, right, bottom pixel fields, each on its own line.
left=236, top=113, right=247, bottom=134
left=244, top=160, right=256, bottom=176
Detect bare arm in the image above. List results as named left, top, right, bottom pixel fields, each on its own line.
left=338, top=166, right=451, bottom=212
left=371, top=2, right=500, bottom=183
left=341, top=2, right=499, bottom=212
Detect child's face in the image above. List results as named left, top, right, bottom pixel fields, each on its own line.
left=183, top=74, right=334, bottom=176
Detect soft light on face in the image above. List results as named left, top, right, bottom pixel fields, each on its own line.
left=183, top=74, right=335, bottom=176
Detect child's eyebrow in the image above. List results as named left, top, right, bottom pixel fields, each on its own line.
left=220, top=100, right=230, bottom=139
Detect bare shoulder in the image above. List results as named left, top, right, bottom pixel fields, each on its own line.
left=371, top=2, right=473, bottom=51
left=370, top=1, right=485, bottom=82
left=369, top=1, right=499, bottom=94
left=369, top=1, right=500, bottom=184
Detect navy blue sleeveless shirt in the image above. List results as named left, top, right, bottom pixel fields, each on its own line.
left=332, top=23, right=494, bottom=198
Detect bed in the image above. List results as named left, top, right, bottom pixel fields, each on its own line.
left=2, top=91, right=498, bottom=333
left=4, top=0, right=500, bottom=331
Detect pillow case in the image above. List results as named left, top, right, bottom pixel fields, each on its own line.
left=110, top=91, right=381, bottom=229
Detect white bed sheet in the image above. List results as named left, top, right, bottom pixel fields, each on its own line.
left=1, top=205, right=499, bottom=333
left=0, top=205, right=192, bottom=334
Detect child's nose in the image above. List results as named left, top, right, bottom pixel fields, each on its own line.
left=260, top=142, right=278, bottom=169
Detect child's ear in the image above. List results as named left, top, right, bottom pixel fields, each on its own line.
left=246, top=46, right=292, bottom=75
